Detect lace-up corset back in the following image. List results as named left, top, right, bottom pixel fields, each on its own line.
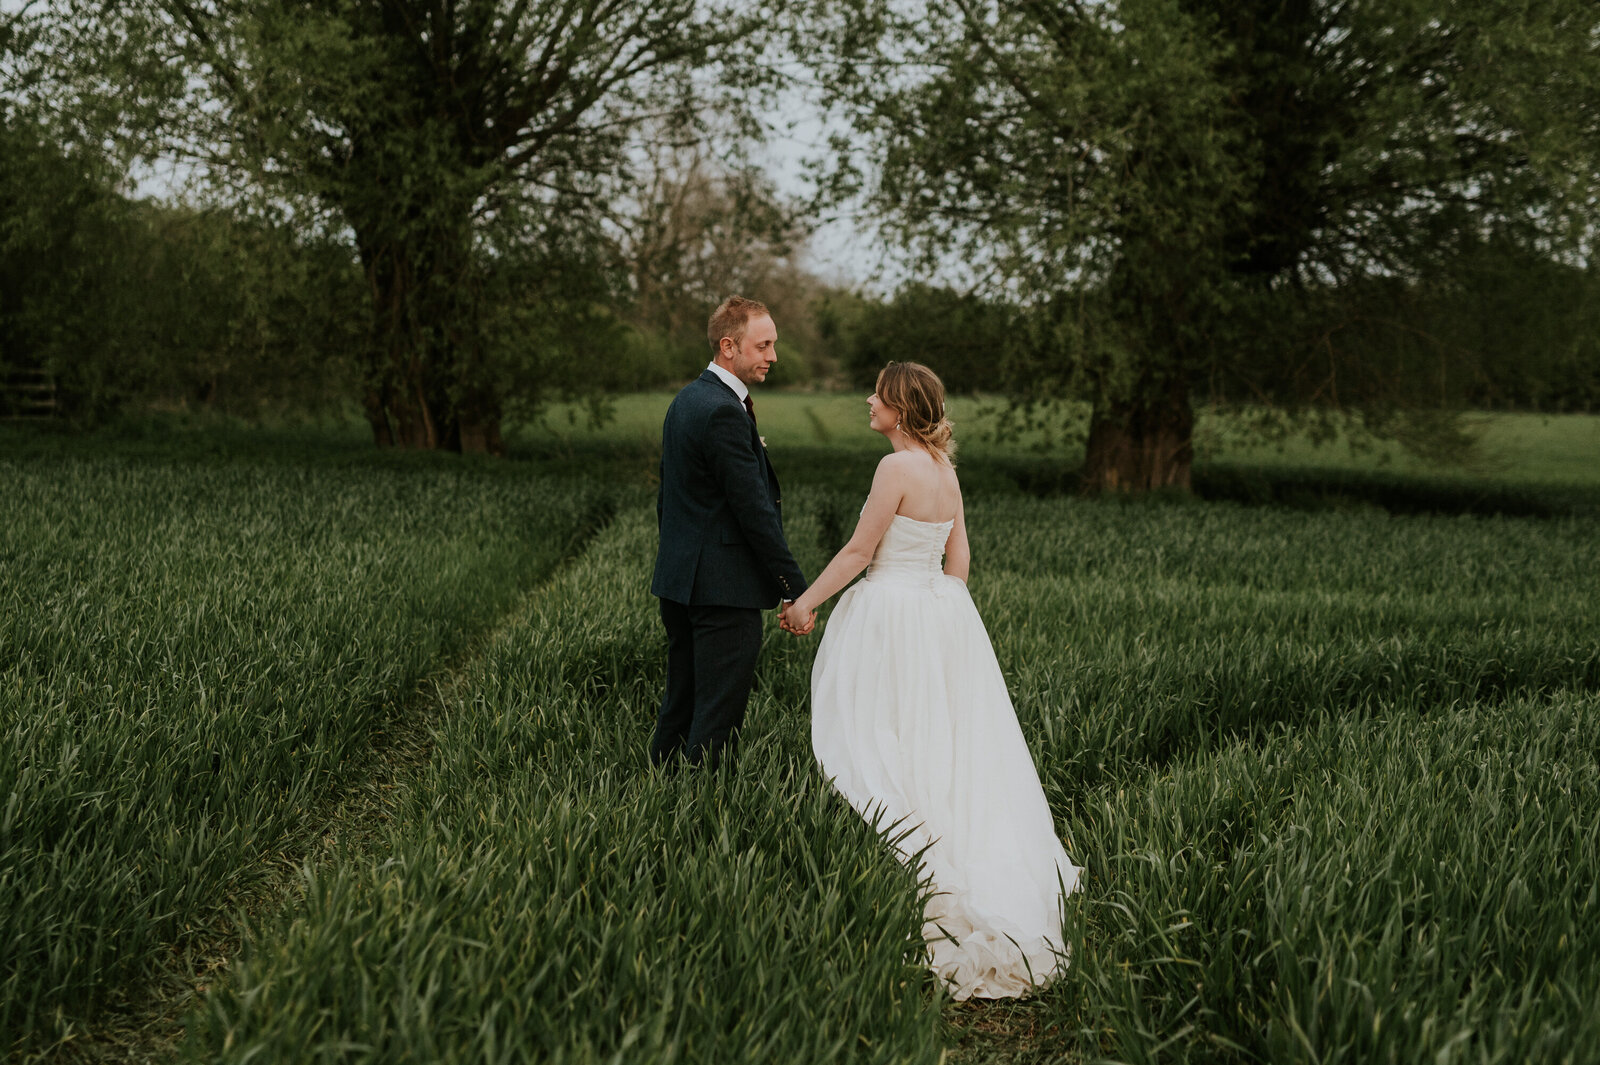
left=864, top=514, right=952, bottom=589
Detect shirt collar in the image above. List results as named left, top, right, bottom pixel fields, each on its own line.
left=706, top=361, right=749, bottom=403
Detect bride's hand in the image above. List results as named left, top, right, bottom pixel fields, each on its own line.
left=781, top=600, right=816, bottom=636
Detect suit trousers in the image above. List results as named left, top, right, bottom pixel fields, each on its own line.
left=653, top=598, right=763, bottom=770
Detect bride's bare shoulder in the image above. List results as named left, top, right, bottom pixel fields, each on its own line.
left=876, top=450, right=924, bottom=475
left=870, top=450, right=915, bottom=489
left=884, top=448, right=947, bottom=468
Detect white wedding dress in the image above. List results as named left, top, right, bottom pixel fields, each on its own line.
left=811, top=512, right=1082, bottom=1000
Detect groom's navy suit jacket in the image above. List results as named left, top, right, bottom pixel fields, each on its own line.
left=652, top=371, right=807, bottom=609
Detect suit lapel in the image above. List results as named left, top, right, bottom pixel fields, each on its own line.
left=701, top=369, right=776, bottom=491
left=703, top=370, right=763, bottom=449
left=750, top=418, right=775, bottom=486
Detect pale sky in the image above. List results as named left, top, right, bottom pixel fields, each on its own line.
left=756, top=107, right=900, bottom=293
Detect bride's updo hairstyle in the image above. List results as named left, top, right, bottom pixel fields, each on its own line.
left=876, top=361, right=957, bottom=465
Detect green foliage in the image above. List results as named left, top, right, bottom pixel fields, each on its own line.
left=802, top=0, right=1600, bottom=481
left=954, top=491, right=1600, bottom=1062
left=0, top=117, right=366, bottom=423
left=820, top=284, right=1020, bottom=393
left=613, top=326, right=708, bottom=389
left=1422, top=242, right=1600, bottom=413
left=1214, top=234, right=1600, bottom=423
left=471, top=207, right=638, bottom=418
left=135, top=0, right=796, bottom=449
left=1065, top=694, right=1600, bottom=1064
left=7, top=1, right=854, bottom=429
left=0, top=121, right=125, bottom=419
left=185, top=471, right=1600, bottom=1064
left=103, top=203, right=366, bottom=419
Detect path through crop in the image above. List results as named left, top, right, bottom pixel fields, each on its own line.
left=70, top=530, right=617, bottom=1061
left=58, top=504, right=621, bottom=1064
left=0, top=450, right=622, bottom=1062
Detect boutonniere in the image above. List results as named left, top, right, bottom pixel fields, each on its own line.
left=760, top=436, right=768, bottom=448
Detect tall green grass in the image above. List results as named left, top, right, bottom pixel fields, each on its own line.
left=958, top=495, right=1600, bottom=1063
left=191, top=483, right=1600, bottom=1064
left=1064, top=692, right=1600, bottom=1064
left=977, top=497, right=1600, bottom=795
left=0, top=451, right=612, bottom=1055
left=194, top=504, right=948, bottom=1064
left=3, top=421, right=1596, bottom=1063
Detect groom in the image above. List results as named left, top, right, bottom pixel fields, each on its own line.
left=650, top=296, right=810, bottom=770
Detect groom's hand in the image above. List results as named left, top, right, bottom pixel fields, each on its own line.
left=777, top=601, right=809, bottom=636
left=779, top=601, right=816, bottom=636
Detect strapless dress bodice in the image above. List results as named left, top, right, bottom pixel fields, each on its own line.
left=862, top=514, right=953, bottom=589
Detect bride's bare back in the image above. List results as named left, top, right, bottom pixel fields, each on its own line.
left=886, top=448, right=962, bottom=524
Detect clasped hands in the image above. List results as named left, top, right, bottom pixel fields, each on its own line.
left=778, top=600, right=816, bottom=636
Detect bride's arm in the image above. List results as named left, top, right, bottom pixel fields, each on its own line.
left=943, top=490, right=970, bottom=582
left=789, top=458, right=906, bottom=618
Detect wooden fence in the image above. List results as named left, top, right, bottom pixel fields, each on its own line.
left=0, top=366, right=59, bottom=421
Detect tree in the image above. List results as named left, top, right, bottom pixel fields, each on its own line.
left=617, top=132, right=821, bottom=383
left=137, top=0, right=780, bottom=453
left=2, top=4, right=159, bottom=422
left=822, top=283, right=1016, bottom=393
left=1, top=136, right=368, bottom=422
left=806, top=0, right=1600, bottom=491
left=624, top=137, right=800, bottom=342
left=0, top=119, right=121, bottom=419
left=1391, top=237, right=1600, bottom=415
left=3, top=3, right=370, bottom=424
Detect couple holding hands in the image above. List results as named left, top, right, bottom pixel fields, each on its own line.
left=648, top=295, right=1081, bottom=1000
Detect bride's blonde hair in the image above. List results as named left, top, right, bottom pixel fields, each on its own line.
left=876, top=361, right=956, bottom=465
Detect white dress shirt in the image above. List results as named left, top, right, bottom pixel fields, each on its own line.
left=706, top=361, right=749, bottom=404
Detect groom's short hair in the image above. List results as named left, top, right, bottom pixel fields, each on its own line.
left=708, top=295, right=770, bottom=357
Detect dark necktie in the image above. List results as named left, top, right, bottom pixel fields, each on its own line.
left=743, top=395, right=756, bottom=427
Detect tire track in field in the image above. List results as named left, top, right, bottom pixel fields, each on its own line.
left=48, top=498, right=621, bottom=1065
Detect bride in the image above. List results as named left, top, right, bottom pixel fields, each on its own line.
left=781, top=362, right=1082, bottom=1000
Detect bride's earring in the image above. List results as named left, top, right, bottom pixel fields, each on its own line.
left=894, top=421, right=901, bottom=431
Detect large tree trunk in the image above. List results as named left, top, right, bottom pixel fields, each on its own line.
left=361, top=382, right=396, bottom=447
left=1082, top=377, right=1194, bottom=493
left=452, top=384, right=506, bottom=455
left=357, top=227, right=505, bottom=456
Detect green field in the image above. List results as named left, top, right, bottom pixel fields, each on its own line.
left=527, top=393, right=1600, bottom=484
left=2, top=411, right=1597, bottom=1063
